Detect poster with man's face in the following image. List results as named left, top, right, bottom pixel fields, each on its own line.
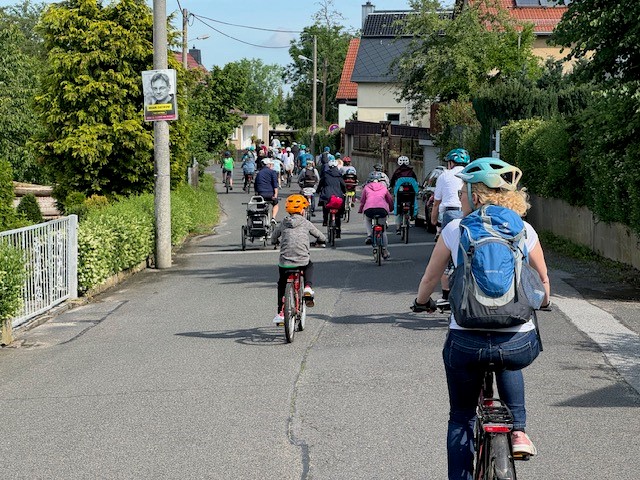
left=142, top=69, right=178, bottom=122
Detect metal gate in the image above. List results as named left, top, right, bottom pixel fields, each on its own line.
left=1, top=216, right=78, bottom=328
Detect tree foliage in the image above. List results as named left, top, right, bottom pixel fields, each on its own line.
left=396, top=0, right=540, bottom=114
left=282, top=1, right=353, bottom=130
left=229, top=58, right=283, bottom=123
left=552, top=0, right=640, bottom=88
left=0, top=1, right=47, bottom=184
left=188, top=62, right=247, bottom=161
left=33, top=0, right=192, bottom=201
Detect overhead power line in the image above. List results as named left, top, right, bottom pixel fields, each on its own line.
left=194, top=14, right=302, bottom=34
left=192, top=14, right=295, bottom=49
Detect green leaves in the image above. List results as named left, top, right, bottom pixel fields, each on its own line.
left=33, top=0, right=158, bottom=200
left=397, top=0, right=541, bottom=113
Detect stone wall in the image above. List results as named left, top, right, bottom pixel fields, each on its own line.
left=528, top=195, right=640, bottom=270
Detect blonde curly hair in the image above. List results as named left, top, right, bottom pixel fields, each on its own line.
left=471, top=183, right=530, bottom=217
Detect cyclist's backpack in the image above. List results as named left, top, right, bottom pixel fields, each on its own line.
left=448, top=205, right=546, bottom=329
left=302, top=168, right=316, bottom=187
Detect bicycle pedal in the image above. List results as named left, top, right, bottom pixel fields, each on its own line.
left=276, top=322, right=284, bottom=327
left=513, top=453, right=531, bottom=461
left=304, top=297, right=315, bottom=307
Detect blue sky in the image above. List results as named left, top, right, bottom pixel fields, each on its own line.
left=0, top=0, right=446, bottom=69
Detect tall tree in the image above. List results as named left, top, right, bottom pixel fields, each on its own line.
left=34, top=0, right=190, bottom=201
left=282, top=0, right=353, bottom=130
left=0, top=1, right=47, bottom=184
left=188, top=62, right=247, bottom=160
left=396, top=0, right=540, bottom=114
left=552, top=0, right=640, bottom=88
left=228, top=58, right=284, bottom=124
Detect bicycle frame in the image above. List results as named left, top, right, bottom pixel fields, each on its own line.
left=371, top=216, right=385, bottom=266
left=283, top=269, right=306, bottom=343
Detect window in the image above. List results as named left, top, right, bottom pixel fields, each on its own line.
left=386, top=113, right=400, bottom=125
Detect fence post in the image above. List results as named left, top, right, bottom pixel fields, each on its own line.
left=68, top=215, right=78, bottom=300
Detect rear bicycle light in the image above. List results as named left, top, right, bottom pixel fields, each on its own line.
left=482, top=424, right=512, bottom=433
left=373, top=225, right=383, bottom=232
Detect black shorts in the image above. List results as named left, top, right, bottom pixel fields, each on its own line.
left=259, top=194, right=279, bottom=206
left=364, top=207, right=388, bottom=219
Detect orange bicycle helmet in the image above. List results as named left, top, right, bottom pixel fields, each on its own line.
left=285, top=194, right=310, bottom=214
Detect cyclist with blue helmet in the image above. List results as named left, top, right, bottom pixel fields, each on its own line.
left=412, top=157, right=550, bottom=478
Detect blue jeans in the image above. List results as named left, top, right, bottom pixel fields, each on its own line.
left=442, top=208, right=463, bottom=228
left=442, top=329, right=540, bottom=480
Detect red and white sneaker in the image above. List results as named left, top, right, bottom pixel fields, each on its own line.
left=511, top=431, right=537, bottom=458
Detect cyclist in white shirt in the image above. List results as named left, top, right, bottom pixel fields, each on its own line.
left=430, top=148, right=471, bottom=307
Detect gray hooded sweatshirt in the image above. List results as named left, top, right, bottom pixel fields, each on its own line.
left=272, top=214, right=326, bottom=267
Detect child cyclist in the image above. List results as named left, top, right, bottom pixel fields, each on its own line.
left=271, top=194, right=327, bottom=324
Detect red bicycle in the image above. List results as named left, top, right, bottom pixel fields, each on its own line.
left=325, top=195, right=344, bottom=247
left=282, top=268, right=307, bottom=343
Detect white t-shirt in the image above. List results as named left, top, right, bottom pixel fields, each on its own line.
left=441, top=218, right=539, bottom=332
left=282, top=153, right=294, bottom=170
left=434, top=166, right=464, bottom=212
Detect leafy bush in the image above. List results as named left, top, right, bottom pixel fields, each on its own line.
left=77, top=177, right=218, bottom=293
left=0, top=242, right=25, bottom=322
left=16, top=194, right=44, bottom=224
left=0, top=159, right=22, bottom=231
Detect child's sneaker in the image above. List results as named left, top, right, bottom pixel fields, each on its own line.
left=303, top=286, right=315, bottom=307
left=365, top=236, right=372, bottom=245
left=382, top=249, right=390, bottom=259
left=272, top=313, right=284, bottom=325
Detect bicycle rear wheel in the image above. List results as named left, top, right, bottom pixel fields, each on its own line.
left=297, top=281, right=306, bottom=331
left=241, top=226, right=247, bottom=251
left=488, top=435, right=516, bottom=480
left=284, top=283, right=296, bottom=343
left=403, top=214, right=410, bottom=244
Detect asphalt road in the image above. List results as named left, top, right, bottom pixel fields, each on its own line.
left=1, top=168, right=638, bottom=479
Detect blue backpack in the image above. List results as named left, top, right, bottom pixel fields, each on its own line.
left=448, top=205, right=546, bottom=329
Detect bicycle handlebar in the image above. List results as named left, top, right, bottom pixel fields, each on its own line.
left=410, top=298, right=437, bottom=313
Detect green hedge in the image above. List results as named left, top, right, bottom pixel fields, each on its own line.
left=501, top=108, right=639, bottom=236
left=0, top=242, right=25, bottom=323
left=78, top=176, right=218, bottom=293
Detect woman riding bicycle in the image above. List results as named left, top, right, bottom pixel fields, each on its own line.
left=412, top=158, right=551, bottom=480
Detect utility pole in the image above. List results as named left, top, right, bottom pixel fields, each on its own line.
left=153, top=0, right=172, bottom=269
left=321, top=57, right=327, bottom=129
left=182, top=8, right=188, bottom=69
left=311, top=35, right=317, bottom=155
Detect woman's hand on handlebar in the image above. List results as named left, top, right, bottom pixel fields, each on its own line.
left=411, top=298, right=437, bottom=313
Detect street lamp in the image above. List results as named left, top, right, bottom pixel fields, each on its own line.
left=297, top=36, right=317, bottom=154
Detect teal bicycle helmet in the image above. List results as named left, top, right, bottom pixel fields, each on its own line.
left=445, top=148, right=470, bottom=165
left=456, top=158, right=522, bottom=209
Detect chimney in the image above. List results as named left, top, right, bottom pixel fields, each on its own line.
left=189, top=46, right=202, bottom=66
left=362, top=1, right=374, bottom=29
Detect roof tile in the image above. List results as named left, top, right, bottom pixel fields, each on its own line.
left=336, top=38, right=360, bottom=100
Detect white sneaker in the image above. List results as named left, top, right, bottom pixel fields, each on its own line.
left=273, top=313, right=284, bottom=324
left=303, top=286, right=314, bottom=297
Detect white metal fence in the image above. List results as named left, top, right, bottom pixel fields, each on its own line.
left=1, top=216, right=78, bottom=328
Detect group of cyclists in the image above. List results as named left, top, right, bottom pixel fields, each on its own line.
left=220, top=144, right=551, bottom=480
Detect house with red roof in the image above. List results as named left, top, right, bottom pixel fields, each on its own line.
left=335, top=38, right=360, bottom=128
